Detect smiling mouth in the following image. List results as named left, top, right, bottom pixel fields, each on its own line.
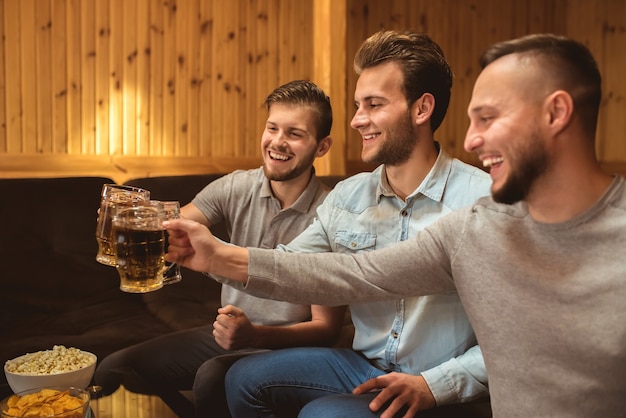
left=482, top=156, right=504, bottom=168
left=268, top=150, right=292, bottom=161
left=363, top=133, right=380, bottom=141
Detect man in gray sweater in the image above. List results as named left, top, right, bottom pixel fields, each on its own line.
left=164, top=34, right=626, bottom=417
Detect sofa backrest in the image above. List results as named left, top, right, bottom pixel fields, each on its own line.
left=0, top=176, right=120, bottom=327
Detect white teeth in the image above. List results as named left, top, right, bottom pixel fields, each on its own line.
left=483, top=157, right=504, bottom=168
left=363, top=134, right=378, bottom=140
left=269, top=151, right=290, bottom=161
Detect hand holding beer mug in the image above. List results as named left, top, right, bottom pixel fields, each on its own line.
left=95, top=184, right=150, bottom=266
left=112, top=202, right=166, bottom=293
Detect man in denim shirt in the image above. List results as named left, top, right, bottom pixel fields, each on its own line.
left=224, top=30, right=491, bottom=417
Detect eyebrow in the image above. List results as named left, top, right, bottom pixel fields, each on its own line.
left=468, top=105, right=492, bottom=115
left=357, top=95, right=386, bottom=101
left=354, top=95, right=388, bottom=106
left=266, top=121, right=309, bottom=134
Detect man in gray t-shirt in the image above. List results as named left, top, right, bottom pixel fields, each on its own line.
left=95, top=80, right=346, bottom=418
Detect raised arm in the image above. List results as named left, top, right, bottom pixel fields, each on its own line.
left=164, top=217, right=458, bottom=306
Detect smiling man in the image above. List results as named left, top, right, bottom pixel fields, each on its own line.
left=164, top=34, right=626, bottom=417
left=94, top=80, right=346, bottom=418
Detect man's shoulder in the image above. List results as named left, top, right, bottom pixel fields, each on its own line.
left=320, top=170, right=381, bottom=210
left=448, top=159, right=491, bottom=193
left=227, top=166, right=264, bottom=180
left=449, top=158, right=490, bottom=181
left=330, top=170, right=380, bottom=196
left=219, top=167, right=265, bottom=187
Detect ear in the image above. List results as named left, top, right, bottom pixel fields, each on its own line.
left=545, top=90, right=573, bottom=135
left=315, top=136, right=332, bottom=157
left=411, top=93, right=435, bottom=126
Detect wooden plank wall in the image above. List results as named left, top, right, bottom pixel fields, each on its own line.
left=0, top=0, right=318, bottom=183
left=0, top=0, right=624, bottom=182
left=344, top=0, right=626, bottom=175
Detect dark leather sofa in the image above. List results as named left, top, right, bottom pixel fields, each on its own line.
left=0, top=173, right=349, bottom=400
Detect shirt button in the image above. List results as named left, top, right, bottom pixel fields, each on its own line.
left=351, top=242, right=357, bottom=248
left=392, top=332, right=399, bottom=339
left=401, top=210, right=408, bottom=217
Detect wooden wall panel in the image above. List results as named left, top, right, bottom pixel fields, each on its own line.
left=0, top=0, right=320, bottom=183
left=573, top=0, right=626, bottom=165
left=312, top=0, right=347, bottom=175
left=0, top=0, right=624, bottom=182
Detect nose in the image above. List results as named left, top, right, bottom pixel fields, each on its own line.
left=270, top=130, right=288, bottom=145
left=350, top=107, right=367, bottom=130
left=463, top=123, right=483, bottom=153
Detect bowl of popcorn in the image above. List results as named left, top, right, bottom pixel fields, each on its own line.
left=1, top=386, right=90, bottom=418
left=4, top=346, right=97, bottom=394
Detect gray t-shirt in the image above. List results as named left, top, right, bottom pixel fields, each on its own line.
left=240, top=176, right=626, bottom=417
left=192, top=167, right=330, bottom=326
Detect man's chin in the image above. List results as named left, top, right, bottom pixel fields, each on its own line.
left=492, top=185, right=525, bottom=205
left=263, top=165, right=299, bottom=182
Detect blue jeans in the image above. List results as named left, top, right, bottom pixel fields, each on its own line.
left=225, top=347, right=386, bottom=418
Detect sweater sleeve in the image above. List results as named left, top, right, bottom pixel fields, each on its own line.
left=242, top=213, right=462, bottom=306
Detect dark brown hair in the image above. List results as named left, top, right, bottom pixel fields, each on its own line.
left=354, top=30, right=453, bottom=132
left=264, top=80, right=333, bottom=141
left=480, top=34, right=602, bottom=137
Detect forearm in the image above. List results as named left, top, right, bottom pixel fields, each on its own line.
left=250, top=305, right=346, bottom=348
left=236, top=241, right=456, bottom=306
left=211, top=244, right=250, bottom=284
left=251, top=319, right=341, bottom=349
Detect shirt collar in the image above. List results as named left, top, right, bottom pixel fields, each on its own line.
left=260, top=167, right=325, bottom=213
left=377, top=142, right=452, bottom=203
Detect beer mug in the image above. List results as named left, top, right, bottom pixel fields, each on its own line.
left=160, top=201, right=183, bottom=285
left=112, top=203, right=166, bottom=293
left=96, top=184, right=150, bottom=266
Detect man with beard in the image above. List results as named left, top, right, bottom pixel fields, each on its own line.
left=219, top=30, right=492, bottom=417
left=165, top=34, right=626, bottom=417
left=94, top=80, right=346, bottom=418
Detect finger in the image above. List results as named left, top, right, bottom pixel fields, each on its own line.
left=219, top=305, right=243, bottom=317
left=164, top=218, right=211, bottom=236
left=402, top=402, right=420, bottom=418
left=369, top=389, right=394, bottom=413
left=167, top=233, right=191, bottom=246
left=165, top=247, right=195, bottom=263
left=353, top=377, right=382, bottom=395
left=164, top=252, right=177, bottom=263
left=218, top=305, right=235, bottom=316
left=215, top=315, right=235, bottom=329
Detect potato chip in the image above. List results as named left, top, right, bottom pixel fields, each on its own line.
left=2, top=388, right=86, bottom=417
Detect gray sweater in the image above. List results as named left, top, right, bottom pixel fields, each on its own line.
left=231, top=176, right=626, bottom=417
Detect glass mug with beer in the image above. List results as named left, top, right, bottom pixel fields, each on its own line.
left=95, top=184, right=150, bottom=266
left=112, top=202, right=167, bottom=293
left=160, top=201, right=183, bottom=285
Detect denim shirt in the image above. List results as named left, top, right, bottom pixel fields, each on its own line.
left=280, top=147, right=492, bottom=404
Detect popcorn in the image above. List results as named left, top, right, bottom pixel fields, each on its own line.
left=4, top=346, right=95, bottom=376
